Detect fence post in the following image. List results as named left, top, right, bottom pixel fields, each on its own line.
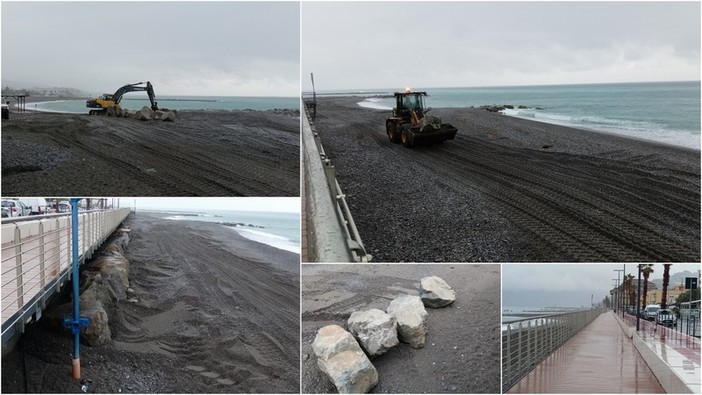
left=14, top=226, right=23, bottom=310
left=39, top=221, right=45, bottom=288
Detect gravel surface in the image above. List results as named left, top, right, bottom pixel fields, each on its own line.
left=310, top=97, right=700, bottom=262
left=301, top=264, right=501, bottom=393
left=1, top=213, right=300, bottom=393
left=1, top=110, right=300, bottom=196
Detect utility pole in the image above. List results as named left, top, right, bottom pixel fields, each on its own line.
left=614, top=269, right=624, bottom=313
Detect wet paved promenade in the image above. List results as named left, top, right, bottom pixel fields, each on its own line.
left=508, top=311, right=664, bottom=393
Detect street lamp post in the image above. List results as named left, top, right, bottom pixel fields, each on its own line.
left=636, top=264, right=642, bottom=331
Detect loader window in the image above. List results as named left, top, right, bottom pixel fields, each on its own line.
left=403, top=95, right=419, bottom=110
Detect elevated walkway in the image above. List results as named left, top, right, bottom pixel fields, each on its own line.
left=1, top=208, right=130, bottom=350
left=508, top=311, right=665, bottom=393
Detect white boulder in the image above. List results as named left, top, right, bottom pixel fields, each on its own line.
left=420, top=275, right=456, bottom=308
left=312, top=325, right=378, bottom=393
left=348, top=308, right=399, bottom=356
left=386, top=295, right=428, bottom=348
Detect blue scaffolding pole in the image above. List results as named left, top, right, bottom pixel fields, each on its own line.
left=63, top=198, right=89, bottom=380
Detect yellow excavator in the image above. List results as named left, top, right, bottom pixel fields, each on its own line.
left=86, top=81, right=159, bottom=115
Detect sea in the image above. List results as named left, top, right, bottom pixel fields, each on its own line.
left=346, top=81, right=701, bottom=150
left=502, top=306, right=588, bottom=331
left=27, top=95, right=299, bottom=113
left=158, top=209, right=300, bottom=254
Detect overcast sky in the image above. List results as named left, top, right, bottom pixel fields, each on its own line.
left=503, top=264, right=701, bottom=308
left=116, top=197, right=300, bottom=213
left=302, top=2, right=700, bottom=91
left=2, top=2, right=299, bottom=96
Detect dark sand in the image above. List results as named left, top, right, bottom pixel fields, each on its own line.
left=1, top=213, right=300, bottom=393
left=310, top=96, right=700, bottom=262
left=1, top=110, right=300, bottom=196
left=301, top=264, right=501, bottom=393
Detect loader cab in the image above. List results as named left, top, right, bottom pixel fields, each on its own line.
left=394, top=92, right=427, bottom=119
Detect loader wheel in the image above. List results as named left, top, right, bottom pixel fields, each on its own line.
left=401, top=125, right=414, bottom=148
left=387, top=122, right=400, bottom=143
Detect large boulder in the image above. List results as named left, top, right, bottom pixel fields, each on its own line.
left=312, top=325, right=378, bottom=393
left=347, top=309, right=399, bottom=356
left=162, top=111, right=176, bottom=122
left=151, top=110, right=164, bottom=120
left=44, top=295, right=111, bottom=346
left=134, top=106, right=153, bottom=121
left=386, top=295, right=428, bottom=348
left=83, top=253, right=130, bottom=299
left=420, top=276, right=456, bottom=308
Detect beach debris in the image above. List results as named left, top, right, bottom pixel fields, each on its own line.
left=347, top=308, right=399, bottom=356
left=542, top=144, right=553, bottom=149
left=312, top=324, right=378, bottom=393
left=386, top=295, right=428, bottom=348
left=420, top=276, right=456, bottom=308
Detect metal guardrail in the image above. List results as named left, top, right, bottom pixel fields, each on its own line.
left=502, top=309, right=605, bottom=392
left=1, top=208, right=130, bottom=346
left=301, top=101, right=370, bottom=262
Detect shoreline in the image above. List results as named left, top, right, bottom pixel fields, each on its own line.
left=350, top=96, right=700, bottom=151
left=17, top=97, right=300, bottom=114
left=143, top=209, right=300, bottom=255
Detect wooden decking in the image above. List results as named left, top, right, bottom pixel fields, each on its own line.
left=507, top=311, right=664, bottom=393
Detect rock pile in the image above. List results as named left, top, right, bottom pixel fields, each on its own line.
left=107, top=105, right=177, bottom=122
left=312, top=275, right=456, bottom=393
left=44, top=227, right=132, bottom=346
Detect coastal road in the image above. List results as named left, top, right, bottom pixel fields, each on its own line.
left=1, top=110, right=300, bottom=196
left=313, top=97, right=700, bottom=262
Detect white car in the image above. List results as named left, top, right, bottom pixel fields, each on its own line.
left=19, top=197, right=48, bottom=215
left=2, top=199, right=31, bottom=217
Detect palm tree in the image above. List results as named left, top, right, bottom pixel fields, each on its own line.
left=661, top=264, right=672, bottom=309
left=641, top=264, right=654, bottom=307
left=623, top=274, right=635, bottom=310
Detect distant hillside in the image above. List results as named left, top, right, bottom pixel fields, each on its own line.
left=1, top=80, right=90, bottom=97
left=651, top=270, right=698, bottom=289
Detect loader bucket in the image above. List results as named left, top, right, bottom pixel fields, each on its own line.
left=412, top=123, right=458, bottom=145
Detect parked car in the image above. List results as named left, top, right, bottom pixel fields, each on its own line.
left=644, top=304, right=661, bottom=321
left=1, top=103, right=9, bottom=120
left=58, top=201, right=71, bottom=213
left=656, top=309, right=677, bottom=327
left=19, top=197, right=48, bottom=215
left=1, top=199, right=30, bottom=217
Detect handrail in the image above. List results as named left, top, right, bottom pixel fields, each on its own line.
left=301, top=101, right=370, bottom=262
left=502, top=308, right=605, bottom=392
left=1, top=208, right=130, bottom=345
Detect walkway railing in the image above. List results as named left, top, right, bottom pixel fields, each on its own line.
left=502, top=309, right=605, bottom=392
left=301, top=102, right=369, bottom=262
left=1, top=208, right=130, bottom=346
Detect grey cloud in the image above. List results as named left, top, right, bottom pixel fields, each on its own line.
left=302, top=2, right=700, bottom=91
left=2, top=2, right=299, bottom=96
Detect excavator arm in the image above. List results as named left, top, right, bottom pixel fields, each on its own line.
left=112, top=81, right=159, bottom=110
